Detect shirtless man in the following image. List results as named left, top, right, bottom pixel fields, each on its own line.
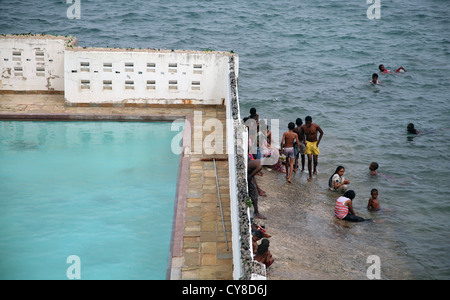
left=280, top=122, right=299, bottom=183
left=248, top=159, right=266, bottom=219
left=300, top=116, right=324, bottom=181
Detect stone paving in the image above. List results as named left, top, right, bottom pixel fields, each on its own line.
left=0, top=93, right=233, bottom=280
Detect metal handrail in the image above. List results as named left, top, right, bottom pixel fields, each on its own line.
left=213, top=158, right=229, bottom=251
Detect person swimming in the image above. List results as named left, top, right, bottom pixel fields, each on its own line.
left=369, top=162, right=379, bottom=176
left=407, top=123, right=419, bottom=134
left=379, top=64, right=406, bottom=74
left=369, top=73, right=382, bottom=85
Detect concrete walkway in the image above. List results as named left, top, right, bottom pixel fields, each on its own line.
left=0, top=94, right=233, bottom=280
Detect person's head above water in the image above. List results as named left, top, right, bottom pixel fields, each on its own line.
left=372, top=73, right=379, bottom=83
left=407, top=123, right=419, bottom=134
left=378, top=64, right=386, bottom=72
left=369, top=162, right=379, bottom=171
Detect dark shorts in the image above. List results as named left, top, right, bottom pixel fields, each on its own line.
left=248, top=176, right=258, bottom=202
left=342, top=214, right=371, bottom=222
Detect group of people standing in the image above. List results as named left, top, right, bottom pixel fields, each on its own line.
left=280, top=116, right=324, bottom=183
left=244, top=108, right=325, bottom=219
left=245, top=107, right=383, bottom=226
left=244, top=108, right=387, bottom=271
left=279, top=116, right=374, bottom=222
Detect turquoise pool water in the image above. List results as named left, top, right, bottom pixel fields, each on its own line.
left=0, top=121, right=182, bottom=279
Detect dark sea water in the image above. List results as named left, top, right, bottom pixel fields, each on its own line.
left=1, top=0, right=449, bottom=279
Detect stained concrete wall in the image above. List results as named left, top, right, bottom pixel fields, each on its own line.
left=64, top=48, right=233, bottom=105
left=0, top=35, right=77, bottom=92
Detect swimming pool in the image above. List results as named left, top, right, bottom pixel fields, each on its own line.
left=0, top=121, right=183, bottom=279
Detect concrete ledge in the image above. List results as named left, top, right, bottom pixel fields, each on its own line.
left=64, top=101, right=225, bottom=109
left=0, top=112, right=185, bottom=122
left=167, top=115, right=192, bottom=280
left=0, top=90, right=64, bottom=94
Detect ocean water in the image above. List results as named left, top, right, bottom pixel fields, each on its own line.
left=1, top=0, right=449, bottom=279
left=0, top=121, right=180, bottom=279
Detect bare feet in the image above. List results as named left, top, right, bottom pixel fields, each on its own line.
left=258, top=189, right=267, bottom=197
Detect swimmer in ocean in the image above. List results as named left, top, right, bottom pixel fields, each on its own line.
left=369, top=73, right=382, bottom=85
left=369, top=162, right=379, bottom=176
left=379, top=64, right=406, bottom=74
left=407, top=123, right=420, bottom=134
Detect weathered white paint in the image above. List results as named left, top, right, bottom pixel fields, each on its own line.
left=64, top=48, right=233, bottom=104
left=0, top=35, right=76, bottom=91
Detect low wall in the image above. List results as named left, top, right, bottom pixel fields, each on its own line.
left=1, top=35, right=234, bottom=106
left=0, top=34, right=77, bottom=92
left=64, top=48, right=232, bottom=105
left=226, top=55, right=266, bottom=280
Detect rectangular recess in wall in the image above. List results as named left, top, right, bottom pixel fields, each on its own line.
left=103, top=63, right=112, bottom=72
left=191, top=81, right=201, bottom=91
left=12, top=51, right=22, bottom=62
left=125, top=80, right=134, bottom=90
left=36, top=67, right=45, bottom=77
left=193, top=64, right=203, bottom=74
left=35, top=51, right=45, bottom=61
left=168, top=80, right=178, bottom=90
left=14, top=66, right=23, bottom=76
left=80, top=80, right=90, bottom=90
left=80, top=62, right=90, bottom=72
left=168, top=63, right=177, bottom=73
left=146, top=80, right=156, bottom=90
left=125, top=62, right=134, bottom=72
left=103, top=80, right=112, bottom=90
left=147, top=63, right=156, bottom=72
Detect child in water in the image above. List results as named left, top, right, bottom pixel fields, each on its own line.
left=367, top=189, right=380, bottom=211
left=369, top=73, right=382, bottom=85
left=369, top=162, right=379, bottom=176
